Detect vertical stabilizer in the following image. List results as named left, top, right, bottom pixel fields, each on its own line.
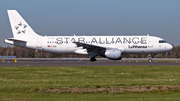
left=7, top=10, right=40, bottom=38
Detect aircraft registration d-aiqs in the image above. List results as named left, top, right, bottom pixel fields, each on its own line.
left=4, top=10, right=173, bottom=62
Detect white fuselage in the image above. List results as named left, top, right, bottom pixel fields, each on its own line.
left=5, top=35, right=173, bottom=54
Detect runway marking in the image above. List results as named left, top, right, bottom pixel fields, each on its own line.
left=78, top=59, right=83, bottom=62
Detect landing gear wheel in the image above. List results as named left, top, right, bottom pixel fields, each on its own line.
left=90, top=57, right=96, bottom=62
left=148, top=59, right=152, bottom=62
left=148, top=53, right=153, bottom=62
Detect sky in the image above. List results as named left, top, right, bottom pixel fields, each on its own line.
left=0, top=0, right=180, bottom=47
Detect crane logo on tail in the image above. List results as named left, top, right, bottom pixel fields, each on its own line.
left=14, top=22, right=27, bottom=34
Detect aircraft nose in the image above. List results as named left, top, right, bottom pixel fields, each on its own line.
left=167, top=43, right=173, bottom=51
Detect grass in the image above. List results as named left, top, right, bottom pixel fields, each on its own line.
left=1, top=92, right=180, bottom=101
left=0, top=65, right=180, bottom=100
left=1, top=66, right=180, bottom=87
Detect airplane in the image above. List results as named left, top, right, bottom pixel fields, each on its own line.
left=4, top=10, right=173, bottom=62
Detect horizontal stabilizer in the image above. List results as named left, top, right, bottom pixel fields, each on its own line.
left=6, top=38, right=27, bottom=42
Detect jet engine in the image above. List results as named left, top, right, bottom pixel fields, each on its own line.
left=105, top=49, right=122, bottom=60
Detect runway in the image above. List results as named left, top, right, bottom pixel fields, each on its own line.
left=1, top=61, right=180, bottom=66
left=1, top=58, right=180, bottom=66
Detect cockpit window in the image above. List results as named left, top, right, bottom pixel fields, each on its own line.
left=159, top=40, right=167, bottom=43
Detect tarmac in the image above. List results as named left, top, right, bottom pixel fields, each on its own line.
left=0, top=58, right=180, bottom=66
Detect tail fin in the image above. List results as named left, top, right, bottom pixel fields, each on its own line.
left=7, top=10, right=40, bottom=38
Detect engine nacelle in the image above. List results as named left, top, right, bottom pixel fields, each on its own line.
left=105, top=49, right=122, bottom=60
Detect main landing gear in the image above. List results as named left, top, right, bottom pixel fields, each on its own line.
left=90, top=57, right=96, bottom=62
left=90, top=53, right=98, bottom=62
left=148, top=54, right=152, bottom=62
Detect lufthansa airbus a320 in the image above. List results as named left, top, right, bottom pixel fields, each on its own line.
left=4, top=10, right=173, bottom=62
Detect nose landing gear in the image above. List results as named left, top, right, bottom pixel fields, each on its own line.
left=148, top=54, right=153, bottom=62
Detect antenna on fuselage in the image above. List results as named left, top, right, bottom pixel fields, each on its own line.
left=147, top=34, right=149, bottom=36
left=74, top=34, right=76, bottom=36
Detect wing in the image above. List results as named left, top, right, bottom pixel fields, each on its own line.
left=73, top=42, right=106, bottom=55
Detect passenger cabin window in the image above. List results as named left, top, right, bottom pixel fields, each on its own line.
left=159, top=40, right=167, bottom=43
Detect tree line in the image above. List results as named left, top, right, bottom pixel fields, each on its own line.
left=0, top=46, right=180, bottom=58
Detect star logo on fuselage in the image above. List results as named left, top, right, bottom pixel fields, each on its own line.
left=14, top=22, right=27, bottom=34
